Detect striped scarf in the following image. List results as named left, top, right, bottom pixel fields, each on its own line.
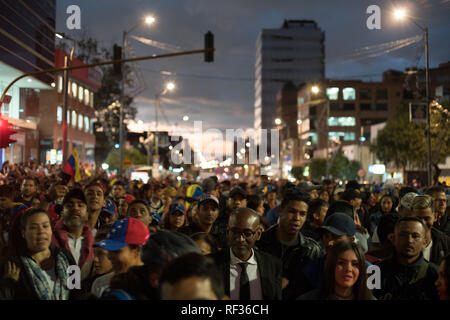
left=20, top=251, right=70, bottom=300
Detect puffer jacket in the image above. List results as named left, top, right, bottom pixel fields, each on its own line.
left=373, top=253, right=439, bottom=300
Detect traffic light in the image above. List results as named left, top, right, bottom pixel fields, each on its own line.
left=113, top=44, right=122, bottom=76
left=204, top=31, right=214, bottom=62
left=0, top=117, right=17, bottom=149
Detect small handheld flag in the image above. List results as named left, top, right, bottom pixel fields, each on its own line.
left=63, top=148, right=81, bottom=182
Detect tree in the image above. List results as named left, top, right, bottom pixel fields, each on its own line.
left=371, top=101, right=450, bottom=184
left=309, top=150, right=361, bottom=180
left=104, top=147, right=147, bottom=171
left=290, top=166, right=304, bottom=180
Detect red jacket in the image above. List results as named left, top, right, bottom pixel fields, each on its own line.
left=52, top=219, right=95, bottom=268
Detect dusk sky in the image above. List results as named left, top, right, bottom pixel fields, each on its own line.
left=55, top=0, right=450, bottom=141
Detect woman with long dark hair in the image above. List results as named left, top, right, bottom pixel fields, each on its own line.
left=435, top=254, right=450, bottom=300
left=298, top=240, right=375, bottom=300
left=0, top=208, right=74, bottom=300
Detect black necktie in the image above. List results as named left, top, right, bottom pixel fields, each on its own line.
left=239, top=262, right=250, bottom=300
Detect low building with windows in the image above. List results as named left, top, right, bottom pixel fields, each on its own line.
left=38, top=48, right=102, bottom=166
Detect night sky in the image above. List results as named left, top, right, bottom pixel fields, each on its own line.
left=55, top=0, right=450, bottom=138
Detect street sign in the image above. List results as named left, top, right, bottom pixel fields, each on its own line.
left=122, top=158, right=132, bottom=168
left=409, top=102, right=427, bottom=123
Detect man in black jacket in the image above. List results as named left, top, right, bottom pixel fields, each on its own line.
left=373, top=217, right=439, bottom=300
left=426, top=186, right=450, bottom=236
left=209, top=208, right=282, bottom=300
left=256, top=190, right=321, bottom=300
left=409, top=195, right=450, bottom=265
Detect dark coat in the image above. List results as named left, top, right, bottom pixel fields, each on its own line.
left=209, top=247, right=282, bottom=300
left=0, top=245, right=76, bottom=300
left=430, top=227, right=450, bottom=265
left=373, top=253, right=439, bottom=300
left=256, top=224, right=321, bottom=299
left=434, top=214, right=450, bottom=237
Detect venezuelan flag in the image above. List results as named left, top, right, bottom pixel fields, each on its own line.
left=63, top=148, right=81, bottom=182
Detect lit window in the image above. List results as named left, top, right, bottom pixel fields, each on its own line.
left=84, top=116, right=89, bottom=132
left=57, top=76, right=63, bottom=93
left=72, top=82, right=77, bottom=98
left=328, top=132, right=356, bottom=141
left=326, top=87, right=339, bottom=100
left=327, top=117, right=356, bottom=126
left=67, top=110, right=70, bottom=124
left=90, top=119, right=94, bottom=134
left=72, top=110, right=77, bottom=127
left=78, top=114, right=83, bottom=130
left=84, top=89, right=89, bottom=105
left=343, top=88, right=356, bottom=100
left=68, top=80, right=72, bottom=96
left=57, top=106, right=62, bottom=124
left=90, top=92, right=94, bottom=108
left=78, top=86, right=83, bottom=102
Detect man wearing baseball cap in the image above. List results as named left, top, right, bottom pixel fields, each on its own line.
left=296, top=181, right=321, bottom=200
left=52, top=188, right=95, bottom=270
left=179, top=195, right=225, bottom=248
left=92, top=217, right=150, bottom=297
left=164, top=202, right=187, bottom=232
left=99, top=199, right=119, bottom=226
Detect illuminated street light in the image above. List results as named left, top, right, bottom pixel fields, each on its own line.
left=274, top=118, right=282, bottom=125
left=311, top=86, right=320, bottom=94
left=393, top=7, right=432, bottom=186
left=145, top=16, right=156, bottom=24
left=393, top=8, right=406, bottom=20
left=183, top=115, right=189, bottom=121
left=166, top=82, right=175, bottom=91
left=297, top=119, right=302, bottom=125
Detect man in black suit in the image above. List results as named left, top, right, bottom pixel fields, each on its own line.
left=209, top=208, right=282, bottom=300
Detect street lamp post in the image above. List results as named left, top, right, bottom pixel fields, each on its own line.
left=119, top=16, right=155, bottom=177
left=153, top=82, right=175, bottom=158
left=394, top=9, right=432, bottom=186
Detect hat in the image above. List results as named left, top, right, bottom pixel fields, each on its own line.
left=266, top=184, right=277, bottom=194
left=94, top=217, right=150, bottom=251
left=124, top=194, right=136, bottom=204
left=296, top=181, right=320, bottom=192
left=341, top=188, right=363, bottom=201
left=62, top=188, right=87, bottom=206
left=150, top=212, right=161, bottom=225
left=199, top=195, right=219, bottom=207
left=230, top=187, right=247, bottom=198
left=169, top=202, right=186, bottom=215
left=101, top=199, right=117, bottom=216
left=400, top=192, right=419, bottom=210
left=321, top=212, right=356, bottom=237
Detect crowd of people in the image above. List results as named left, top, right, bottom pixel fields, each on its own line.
left=0, top=160, right=449, bottom=301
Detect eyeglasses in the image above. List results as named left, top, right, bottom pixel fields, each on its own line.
left=228, top=227, right=258, bottom=239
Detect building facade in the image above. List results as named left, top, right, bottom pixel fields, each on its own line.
left=0, top=0, right=56, bottom=164
left=254, top=20, right=325, bottom=133
left=38, top=48, right=101, bottom=166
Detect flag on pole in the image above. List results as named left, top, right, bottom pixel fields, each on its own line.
left=63, top=148, right=81, bottom=182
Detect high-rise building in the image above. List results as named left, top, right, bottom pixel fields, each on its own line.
left=254, top=20, right=325, bottom=133
left=0, top=0, right=56, bottom=164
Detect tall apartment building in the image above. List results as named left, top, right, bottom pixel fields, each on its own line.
left=254, top=20, right=325, bottom=133
left=0, top=0, right=56, bottom=164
